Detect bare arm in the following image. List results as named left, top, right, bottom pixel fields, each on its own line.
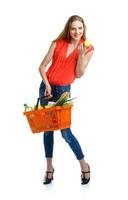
left=75, top=44, right=94, bottom=78
left=39, top=42, right=56, bottom=95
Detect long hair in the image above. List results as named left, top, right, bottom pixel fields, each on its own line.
left=53, top=15, right=87, bottom=42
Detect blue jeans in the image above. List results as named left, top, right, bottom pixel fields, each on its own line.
left=39, top=81, right=85, bottom=160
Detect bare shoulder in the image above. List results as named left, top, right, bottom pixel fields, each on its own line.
left=45, top=41, right=56, bottom=58
left=49, top=41, right=56, bottom=51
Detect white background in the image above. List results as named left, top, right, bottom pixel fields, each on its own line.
left=0, top=0, right=128, bottom=199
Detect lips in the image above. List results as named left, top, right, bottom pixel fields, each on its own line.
left=74, top=35, right=81, bottom=38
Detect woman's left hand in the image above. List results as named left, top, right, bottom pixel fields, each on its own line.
left=78, top=44, right=87, bottom=57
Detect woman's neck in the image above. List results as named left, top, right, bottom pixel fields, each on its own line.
left=70, top=39, right=80, bottom=48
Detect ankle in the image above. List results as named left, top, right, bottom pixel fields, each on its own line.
left=81, top=162, right=90, bottom=172
left=47, top=166, right=54, bottom=172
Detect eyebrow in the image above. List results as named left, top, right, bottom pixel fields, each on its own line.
left=71, top=26, right=83, bottom=28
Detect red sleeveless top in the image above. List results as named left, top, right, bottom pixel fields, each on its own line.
left=46, top=39, right=93, bottom=85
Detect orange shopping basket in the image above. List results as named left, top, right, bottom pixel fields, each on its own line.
left=23, top=96, right=73, bottom=133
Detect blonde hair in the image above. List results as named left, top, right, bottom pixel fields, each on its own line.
left=53, top=15, right=87, bottom=42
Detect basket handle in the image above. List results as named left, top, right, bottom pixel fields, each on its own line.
left=35, top=95, right=53, bottom=110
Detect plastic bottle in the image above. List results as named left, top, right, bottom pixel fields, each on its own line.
left=24, top=103, right=33, bottom=112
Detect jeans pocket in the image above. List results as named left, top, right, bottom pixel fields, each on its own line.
left=53, top=85, right=71, bottom=102
left=56, top=85, right=71, bottom=95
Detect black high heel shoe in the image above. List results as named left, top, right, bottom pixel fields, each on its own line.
left=81, top=164, right=90, bottom=185
left=43, top=168, right=54, bottom=184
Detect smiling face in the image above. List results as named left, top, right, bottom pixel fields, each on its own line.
left=69, top=20, right=84, bottom=41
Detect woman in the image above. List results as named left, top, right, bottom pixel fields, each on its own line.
left=39, top=15, right=94, bottom=185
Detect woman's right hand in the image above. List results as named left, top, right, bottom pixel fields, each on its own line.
left=44, top=84, right=53, bottom=99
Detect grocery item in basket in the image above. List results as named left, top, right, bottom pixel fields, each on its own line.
left=45, top=105, right=54, bottom=108
left=24, top=92, right=75, bottom=112
left=34, top=105, right=44, bottom=110
left=24, top=104, right=33, bottom=112
left=54, top=92, right=70, bottom=106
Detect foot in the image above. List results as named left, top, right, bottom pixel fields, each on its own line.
left=43, top=168, right=54, bottom=184
left=81, top=164, right=90, bottom=185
